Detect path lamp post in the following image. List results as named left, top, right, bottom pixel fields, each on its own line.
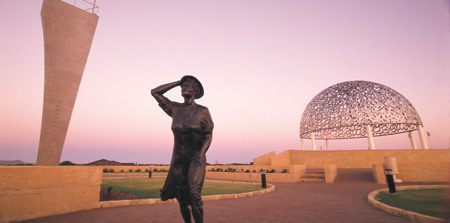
left=385, top=169, right=396, bottom=193
left=261, top=170, right=267, bottom=188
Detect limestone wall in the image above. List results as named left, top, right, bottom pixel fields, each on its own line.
left=207, top=165, right=291, bottom=173
left=0, top=166, right=102, bottom=223
left=372, top=161, right=450, bottom=184
left=253, top=151, right=276, bottom=165
left=397, top=162, right=450, bottom=182
left=100, top=165, right=167, bottom=173
left=262, top=149, right=449, bottom=183
left=206, top=165, right=306, bottom=182
left=286, top=150, right=449, bottom=169
left=101, top=165, right=293, bottom=174
left=269, top=150, right=292, bottom=166
left=324, top=164, right=337, bottom=183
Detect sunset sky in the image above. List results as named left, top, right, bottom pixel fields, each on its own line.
left=1, top=0, right=449, bottom=164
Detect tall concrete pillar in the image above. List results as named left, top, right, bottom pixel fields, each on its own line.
left=409, top=131, right=418, bottom=150
left=325, top=139, right=330, bottom=151
left=36, top=0, right=98, bottom=166
left=300, top=137, right=305, bottom=150
left=366, top=125, right=375, bottom=150
left=417, top=125, right=429, bottom=150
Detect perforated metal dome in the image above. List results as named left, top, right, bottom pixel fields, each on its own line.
left=300, top=81, right=422, bottom=140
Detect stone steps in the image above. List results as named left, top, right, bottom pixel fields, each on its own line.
left=300, top=172, right=325, bottom=183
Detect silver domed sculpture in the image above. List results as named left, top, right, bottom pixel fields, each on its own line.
left=300, top=81, right=428, bottom=150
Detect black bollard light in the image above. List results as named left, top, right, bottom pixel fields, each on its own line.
left=385, top=169, right=396, bottom=193
left=149, top=168, right=152, bottom=178
left=261, top=170, right=267, bottom=188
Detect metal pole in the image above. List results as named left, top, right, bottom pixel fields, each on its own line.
left=92, top=0, right=96, bottom=13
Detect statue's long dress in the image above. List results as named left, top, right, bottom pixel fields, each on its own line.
left=158, top=96, right=213, bottom=206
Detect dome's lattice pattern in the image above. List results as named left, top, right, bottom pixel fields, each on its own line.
left=300, top=81, right=422, bottom=139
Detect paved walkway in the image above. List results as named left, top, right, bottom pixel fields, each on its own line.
left=19, top=169, right=414, bottom=223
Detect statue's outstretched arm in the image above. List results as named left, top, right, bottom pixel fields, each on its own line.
left=151, top=81, right=180, bottom=104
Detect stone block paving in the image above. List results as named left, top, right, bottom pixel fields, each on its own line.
left=19, top=169, right=414, bottom=223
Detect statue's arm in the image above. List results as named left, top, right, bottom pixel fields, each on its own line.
left=193, top=132, right=213, bottom=165
left=193, top=108, right=214, bottom=165
left=150, top=81, right=180, bottom=104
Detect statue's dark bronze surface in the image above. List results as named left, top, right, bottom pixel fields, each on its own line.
left=151, top=75, right=213, bottom=223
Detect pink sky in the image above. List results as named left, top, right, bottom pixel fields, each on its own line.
left=1, top=0, right=449, bottom=164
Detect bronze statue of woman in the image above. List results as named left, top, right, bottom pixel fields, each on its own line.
left=151, top=75, right=213, bottom=223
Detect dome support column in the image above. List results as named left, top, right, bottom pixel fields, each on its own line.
left=311, top=132, right=317, bottom=151
left=326, top=139, right=330, bottom=150
left=417, top=125, right=429, bottom=150
left=366, top=125, right=375, bottom=150
left=300, top=137, right=305, bottom=150
left=408, top=131, right=418, bottom=149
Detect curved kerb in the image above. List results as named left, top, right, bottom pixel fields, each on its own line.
left=99, top=180, right=275, bottom=209
left=367, top=185, right=449, bottom=223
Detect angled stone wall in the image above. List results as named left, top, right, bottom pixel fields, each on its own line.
left=252, top=151, right=276, bottom=166
left=0, top=166, right=102, bottom=223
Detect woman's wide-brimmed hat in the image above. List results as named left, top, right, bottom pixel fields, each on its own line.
left=180, top=75, right=204, bottom=99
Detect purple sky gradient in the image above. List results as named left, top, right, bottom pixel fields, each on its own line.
left=1, top=0, right=449, bottom=164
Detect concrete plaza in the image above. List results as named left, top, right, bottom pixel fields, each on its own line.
left=16, top=169, right=422, bottom=223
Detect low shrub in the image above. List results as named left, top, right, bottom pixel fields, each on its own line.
left=59, top=161, right=76, bottom=166
left=154, top=168, right=168, bottom=172
left=107, top=186, right=113, bottom=196
left=224, top=167, right=236, bottom=172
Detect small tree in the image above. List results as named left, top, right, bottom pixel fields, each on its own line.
left=59, top=160, right=76, bottom=166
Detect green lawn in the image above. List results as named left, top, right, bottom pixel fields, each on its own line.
left=101, top=178, right=263, bottom=199
left=376, top=188, right=450, bottom=219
